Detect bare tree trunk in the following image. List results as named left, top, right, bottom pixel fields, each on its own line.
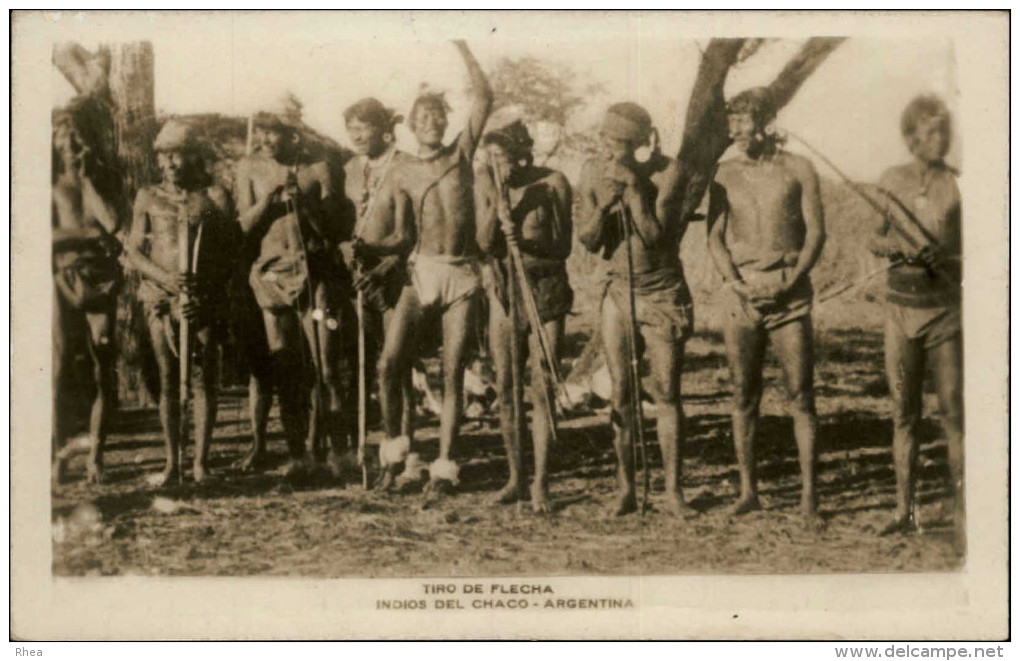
left=106, top=42, right=158, bottom=196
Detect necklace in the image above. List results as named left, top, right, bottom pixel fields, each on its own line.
left=355, top=146, right=397, bottom=237
left=915, top=163, right=940, bottom=211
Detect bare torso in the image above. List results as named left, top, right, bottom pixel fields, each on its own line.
left=582, top=155, right=682, bottom=276
left=134, top=186, right=221, bottom=274
left=344, top=150, right=415, bottom=245
left=130, top=183, right=234, bottom=308
left=878, top=161, right=960, bottom=258
left=52, top=173, right=119, bottom=246
left=238, top=154, right=337, bottom=259
left=393, top=143, right=477, bottom=257
left=477, top=165, right=572, bottom=267
left=714, top=151, right=811, bottom=264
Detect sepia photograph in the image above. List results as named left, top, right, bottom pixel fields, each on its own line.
left=11, top=9, right=1009, bottom=641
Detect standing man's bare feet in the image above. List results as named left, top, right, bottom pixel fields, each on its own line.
left=878, top=512, right=916, bottom=536
left=151, top=465, right=180, bottom=488
left=85, top=457, right=106, bottom=485
left=233, top=449, right=266, bottom=473
left=421, top=478, right=455, bottom=510
left=531, top=483, right=551, bottom=514
left=610, top=491, right=638, bottom=517
left=490, top=481, right=523, bottom=506
left=193, top=462, right=211, bottom=484
left=375, top=466, right=397, bottom=492
left=731, top=495, right=762, bottom=516
left=664, top=493, right=698, bottom=519
left=802, top=511, right=826, bottom=532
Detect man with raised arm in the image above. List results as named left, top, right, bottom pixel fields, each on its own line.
left=869, top=95, right=963, bottom=547
left=707, top=87, right=826, bottom=530
left=365, top=40, right=492, bottom=497
left=126, top=120, right=237, bottom=485
left=51, top=108, right=124, bottom=484
left=235, top=94, right=349, bottom=480
left=476, top=119, right=573, bottom=512
left=578, top=102, right=695, bottom=517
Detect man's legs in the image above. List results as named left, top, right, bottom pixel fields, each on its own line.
left=931, top=333, right=964, bottom=548
left=528, top=317, right=564, bottom=513
left=376, top=288, right=422, bottom=490
left=235, top=299, right=275, bottom=472
left=880, top=314, right=925, bottom=535
left=191, top=328, right=220, bottom=483
left=426, top=293, right=478, bottom=492
left=235, top=370, right=273, bottom=471
left=83, top=308, right=116, bottom=484
left=146, top=315, right=180, bottom=486
left=52, top=293, right=74, bottom=484
left=601, top=293, right=638, bottom=516
left=262, top=309, right=310, bottom=473
left=302, top=283, right=350, bottom=478
left=488, top=291, right=526, bottom=505
left=771, top=316, right=822, bottom=529
left=380, top=307, right=416, bottom=441
left=722, top=315, right=767, bottom=514
left=645, top=331, right=693, bottom=517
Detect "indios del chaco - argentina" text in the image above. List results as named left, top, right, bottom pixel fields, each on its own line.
left=376, top=583, right=635, bottom=610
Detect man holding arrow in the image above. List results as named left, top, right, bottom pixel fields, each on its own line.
left=126, top=119, right=237, bottom=485
left=476, top=119, right=574, bottom=512
left=339, top=97, right=417, bottom=487
left=707, top=87, right=826, bottom=530
left=579, top=102, right=695, bottom=517
left=235, top=94, right=349, bottom=480
left=870, top=95, right=963, bottom=545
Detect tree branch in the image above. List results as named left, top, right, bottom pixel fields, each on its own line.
left=767, top=37, right=847, bottom=111
left=53, top=42, right=110, bottom=96
left=669, top=38, right=745, bottom=223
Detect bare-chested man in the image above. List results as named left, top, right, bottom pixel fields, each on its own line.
left=476, top=120, right=573, bottom=512
left=707, top=88, right=826, bottom=529
left=126, top=120, right=237, bottom=484
left=52, top=107, right=124, bottom=484
left=869, top=95, right=963, bottom=546
left=235, top=94, right=349, bottom=480
left=367, top=40, right=492, bottom=497
left=338, top=97, right=416, bottom=468
left=578, top=103, right=694, bottom=517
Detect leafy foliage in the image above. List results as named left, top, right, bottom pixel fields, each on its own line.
left=489, top=56, right=605, bottom=126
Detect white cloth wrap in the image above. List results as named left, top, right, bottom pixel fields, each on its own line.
left=379, top=436, right=410, bottom=467
left=428, top=458, right=460, bottom=485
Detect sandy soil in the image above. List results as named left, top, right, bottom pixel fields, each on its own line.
left=51, top=302, right=963, bottom=578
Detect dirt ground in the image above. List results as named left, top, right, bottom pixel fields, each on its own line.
left=51, top=301, right=963, bottom=577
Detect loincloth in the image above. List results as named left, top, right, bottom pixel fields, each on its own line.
left=723, top=256, right=813, bottom=331
left=885, top=302, right=961, bottom=350
left=408, top=253, right=482, bottom=311
left=249, top=253, right=309, bottom=311
left=52, top=247, right=122, bottom=312
left=601, top=266, right=694, bottom=343
left=486, top=258, right=573, bottom=328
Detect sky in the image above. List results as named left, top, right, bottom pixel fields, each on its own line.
left=50, top=11, right=959, bottom=181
